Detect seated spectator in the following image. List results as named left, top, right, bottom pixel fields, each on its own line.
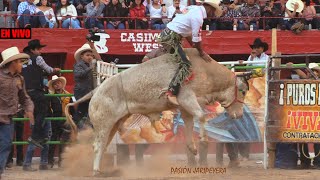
left=47, top=75, right=71, bottom=168
left=129, top=0, right=148, bottom=29
left=217, top=0, right=241, bottom=30
left=17, top=0, right=48, bottom=28
left=85, top=0, right=105, bottom=29
left=260, top=0, right=284, bottom=30
left=105, top=0, right=127, bottom=29
left=10, top=0, right=24, bottom=19
left=147, top=0, right=166, bottom=30
left=238, top=0, right=260, bottom=30
left=282, top=0, right=303, bottom=30
left=166, top=0, right=185, bottom=19
left=73, top=0, right=92, bottom=16
left=56, top=0, right=81, bottom=29
left=202, top=1, right=222, bottom=30
left=302, top=0, right=319, bottom=29
left=36, top=0, right=57, bottom=28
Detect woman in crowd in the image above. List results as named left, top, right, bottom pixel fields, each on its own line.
left=147, top=0, right=166, bottom=30
left=56, top=0, right=81, bottom=29
left=105, top=0, right=127, bottom=29
left=302, top=0, right=319, bottom=29
left=129, top=0, right=148, bottom=29
left=36, top=0, right=57, bottom=28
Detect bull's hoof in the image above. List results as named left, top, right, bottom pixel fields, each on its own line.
left=93, top=169, right=123, bottom=177
left=187, top=145, right=198, bottom=155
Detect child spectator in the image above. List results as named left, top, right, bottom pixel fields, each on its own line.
left=36, top=0, right=57, bottom=28
left=73, top=41, right=101, bottom=128
left=105, top=0, right=127, bottom=29
left=147, top=0, right=166, bottom=30
left=238, top=0, right=260, bottom=30
left=56, top=0, right=81, bottom=29
left=129, top=0, right=148, bottom=29
left=218, top=0, right=241, bottom=30
left=85, top=0, right=105, bottom=29
left=0, top=47, right=34, bottom=179
left=17, top=0, right=49, bottom=28
left=47, top=75, right=71, bottom=168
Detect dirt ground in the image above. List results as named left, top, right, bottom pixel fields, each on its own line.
left=3, top=154, right=320, bottom=180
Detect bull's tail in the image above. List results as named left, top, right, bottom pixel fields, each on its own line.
left=65, top=89, right=97, bottom=142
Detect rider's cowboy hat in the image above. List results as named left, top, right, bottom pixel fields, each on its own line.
left=23, top=39, right=46, bottom=52
left=286, top=0, right=304, bottom=13
left=74, top=44, right=93, bottom=61
left=249, top=38, right=269, bottom=52
left=309, top=63, right=320, bottom=73
left=0, top=47, right=30, bottom=67
left=48, top=75, right=67, bottom=92
left=196, top=0, right=223, bottom=17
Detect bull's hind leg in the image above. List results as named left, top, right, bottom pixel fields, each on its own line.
left=180, top=110, right=197, bottom=166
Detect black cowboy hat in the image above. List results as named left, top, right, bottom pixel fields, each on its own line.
left=221, top=0, right=233, bottom=4
left=249, top=38, right=269, bottom=52
left=23, top=39, right=46, bottom=53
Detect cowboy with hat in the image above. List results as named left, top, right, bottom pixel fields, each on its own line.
left=47, top=75, right=71, bottom=168
left=0, top=47, right=34, bottom=178
left=144, top=0, right=222, bottom=106
left=21, top=39, right=61, bottom=171
left=73, top=41, right=102, bottom=129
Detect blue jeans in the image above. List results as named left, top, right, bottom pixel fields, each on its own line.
left=23, top=121, right=51, bottom=167
left=238, top=21, right=258, bottom=30
left=61, top=18, right=81, bottom=29
left=0, top=122, right=14, bottom=175
left=85, top=18, right=104, bottom=29
left=107, top=22, right=125, bottom=29
left=18, top=9, right=47, bottom=28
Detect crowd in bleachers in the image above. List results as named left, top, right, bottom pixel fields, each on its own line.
left=1, top=0, right=320, bottom=30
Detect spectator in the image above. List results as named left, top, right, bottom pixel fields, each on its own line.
left=239, top=38, right=269, bottom=67
left=0, top=47, right=34, bottom=179
left=10, top=0, right=24, bottom=18
left=47, top=75, right=71, bottom=168
left=85, top=0, right=105, bottom=29
left=21, top=39, right=60, bottom=171
left=56, top=0, right=81, bottom=29
left=238, top=0, right=260, bottom=30
left=36, top=0, right=57, bottom=28
left=217, top=0, right=241, bottom=30
left=17, top=0, right=49, bottom=28
left=5, top=106, right=25, bottom=168
left=73, top=41, right=101, bottom=128
left=105, top=0, right=127, bottom=29
left=167, top=0, right=185, bottom=19
left=129, top=0, right=148, bottom=29
left=282, top=0, right=304, bottom=30
left=260, top=0, right=284, bottom=30
left=302, top=0, right=319, bottom=29
left=73, top=0, right=92, bottom=16
left=147, top=0, right=166, bottom=30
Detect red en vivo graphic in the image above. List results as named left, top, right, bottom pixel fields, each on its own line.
left=0, top=28, right=31, bottom=39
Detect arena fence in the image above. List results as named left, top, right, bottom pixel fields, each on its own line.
left=11, top=60, right=320, bottom=147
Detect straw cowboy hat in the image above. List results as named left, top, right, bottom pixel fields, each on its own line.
left=196, top=0, right=223, bottom=17
left=23, top=39, right=46, bottom=53
left=74, top=44, right=93, bottom=61
left=249, top=38, right=269, bottom=52
left=286, top=0, right=304, bottom=13
left=309, top=63, right=320, bottom=73
left=48, top=75, right=67, bottom=92
left=0, top=47, right=30, bottom=67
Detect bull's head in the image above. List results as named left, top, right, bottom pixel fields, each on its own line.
left=222, top=72, right=251, bottom=119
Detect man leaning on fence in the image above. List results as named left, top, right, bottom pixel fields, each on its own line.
left=0, top=47, right=34, bottom=180
left=22, top=39, right=60, bottom=149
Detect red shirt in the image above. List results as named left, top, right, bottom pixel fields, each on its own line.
left=129, top=5, right=146, bottom=19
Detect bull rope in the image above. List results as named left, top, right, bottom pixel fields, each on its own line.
left=119, top=73, right=131, bottom=114
left=301, top=143, right=320, bottom=160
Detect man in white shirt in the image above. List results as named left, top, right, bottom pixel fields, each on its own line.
left=167, top=0, right=186, bottom=19
left=246, top=38, right=269, bottom=67
left=144, top=0, right=222, bottom=105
